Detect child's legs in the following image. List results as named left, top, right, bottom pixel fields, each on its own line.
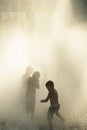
left=30, top=100, right=35, bottom=119
left=26, top=104, right=30, bottom=115
left=30, top=107, right=35, bottom=119
left=47, top=107, right=54, bottom=130
left=55, top=111, right=65, bottom=122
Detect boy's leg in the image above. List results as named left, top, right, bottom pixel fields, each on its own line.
left=31, top=108, right=34, bottom=120
left=30, top=101, right=35, bottom=120
left=55, top=111, right=65, bottom=122
left=55, top=111, right=65, bottom=130
left=47, top=107, right=54, bottom=130
left=26, top=103, right=30, bottom=116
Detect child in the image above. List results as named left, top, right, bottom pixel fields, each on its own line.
left=40, top=80, right=64, bottom=130
left=26, top=71, right=40, bottom=119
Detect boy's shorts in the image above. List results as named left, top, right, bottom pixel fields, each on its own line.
left=49, top=104, right=60, bottom=112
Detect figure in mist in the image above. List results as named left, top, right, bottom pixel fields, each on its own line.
left=22, top=66, right=33, bottom=87
left=40, top=80, right=64, bottom=130
left=26, top=71, right=40, bottom=119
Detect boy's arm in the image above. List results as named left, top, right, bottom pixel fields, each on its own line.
left=40, top=93, right=50, bottom=103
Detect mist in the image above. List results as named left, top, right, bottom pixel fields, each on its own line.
left=0, top=0, right=87, bottom=129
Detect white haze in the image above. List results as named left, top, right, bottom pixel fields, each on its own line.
left=0, top=0, right=87, bottom=127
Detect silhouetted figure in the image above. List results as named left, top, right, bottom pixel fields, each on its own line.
left=22, top=66, right=33, bottom=87
left=26, top=71, right=40, bottom=119
left=40, top=80, right=64, bottom=130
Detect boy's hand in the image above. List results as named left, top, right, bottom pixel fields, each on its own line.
left=40, top=99, right=44, bottom=103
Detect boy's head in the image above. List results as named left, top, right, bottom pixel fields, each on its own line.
left=45, top=80, right=54, bottom=90
left=33, top=71, right=40, bottom=78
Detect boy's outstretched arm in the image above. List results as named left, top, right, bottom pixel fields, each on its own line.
left=40, top=93, right=50, bottom=103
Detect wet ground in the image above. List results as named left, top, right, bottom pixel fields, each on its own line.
left=0, top=119, right=86, bottom=130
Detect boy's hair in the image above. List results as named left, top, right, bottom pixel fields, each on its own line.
left=45, top=80, right=54, bottom=88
